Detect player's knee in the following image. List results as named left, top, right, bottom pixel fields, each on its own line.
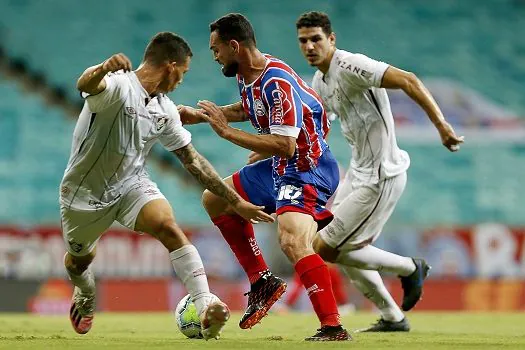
left=202, top=189, right=222, bottom=213
left=156, top=217, right=175, bottom=233
left=64, top=251, right=94, bottom=275
left=154, top=219, right=189, bottom=251
left=201, top=189, right=215, bottom=210
left=313, top=235, right=339, bottom=263
left=278, top=228, right=307, bottom=262
left=202, top=189, right=232, bottom=217
left=278, top=233, right=295, bottom=257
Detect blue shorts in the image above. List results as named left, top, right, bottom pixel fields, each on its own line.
left=232, top=150, right=339, bottom=230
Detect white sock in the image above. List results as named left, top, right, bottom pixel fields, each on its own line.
left=337, top=245, right=416, bottom=277
left=340, top=265, right=404, bottom=322
left=66, top=267, right=96, bottom=294
left=170, top=245, right=214, bottom=316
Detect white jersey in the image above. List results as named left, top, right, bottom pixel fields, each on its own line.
left=312, top=49, right=410, bottom=186
left=60, top=71, right=191, bottom=211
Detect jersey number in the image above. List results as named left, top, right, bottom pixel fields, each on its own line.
left=277, top=185, right=302, bottom=201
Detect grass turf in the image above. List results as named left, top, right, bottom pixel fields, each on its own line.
left=1, top=312, right=525, bottom=349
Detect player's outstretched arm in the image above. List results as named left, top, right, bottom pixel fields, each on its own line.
left=177, top=105, right=206, bottom=125
left=77, top=53, right=132, bottom=95
left=172, top=144, right=274, bottom=223
left=381, top=66, right=464, bottom=152
left=219, top=101, right=249, bottom=122
left=178, top=101, right=248, bottom=125
left=197, top=100, right=296, bottom=158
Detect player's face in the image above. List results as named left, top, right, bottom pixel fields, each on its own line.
left=210, top=31, right=239, bottom=77
left=297, top=27, right=335, bottom=67
left=160, top=56, right=191, bottom=93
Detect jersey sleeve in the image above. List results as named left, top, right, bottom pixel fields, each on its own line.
left=340, top=53, right=389, bottom=90
left=83, top=73, right=129, bottom=112
left=262, top=79, right=302, bottom=138
left=158, top=98, right=192, bottom=151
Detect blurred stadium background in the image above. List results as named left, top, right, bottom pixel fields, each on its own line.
left=0, top=0, right=524, bottom=316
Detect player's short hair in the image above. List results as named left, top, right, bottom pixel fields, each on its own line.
left=144, top=32, right=193, bottom=66
left=209, top=13, right=256, bottom=47
left=296, top=11, right=333, bottom=36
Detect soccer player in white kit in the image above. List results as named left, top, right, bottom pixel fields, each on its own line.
left=295, top=12, right=464, bottom=332
left=60, top=32, right=273, bottom=339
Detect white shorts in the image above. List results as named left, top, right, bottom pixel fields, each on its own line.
left=60, top=178, right=165, bottom=256
left=320, top=171, right=407, bottom=251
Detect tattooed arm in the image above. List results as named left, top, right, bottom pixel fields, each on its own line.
left=177, top=101, right=248, bottom=125
left=219, top=101, right=249, bottom=122
left=172, top=144, right=274, bottom=223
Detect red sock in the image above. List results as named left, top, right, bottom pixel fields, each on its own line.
left=285, top=273, right=304, bottom=307
left=295, top=254, right=340, bottom=327
left=328, top=265, right=348, bottom=305
left=212, top=215, right=269, bottom=284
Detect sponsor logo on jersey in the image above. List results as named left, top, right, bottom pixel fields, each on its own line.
left=271, top=89, right=292, bottom=125
left=335, top=57, right=372, bottom=79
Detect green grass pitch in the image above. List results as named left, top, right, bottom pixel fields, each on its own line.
left=1, top=312, right=525, bottom=349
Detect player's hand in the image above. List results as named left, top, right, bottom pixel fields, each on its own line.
left=101, top=53, right=132, bottom=73
left=231, top=199, right=275, bottom=224
left=247, top=151, right=271, bottom=165
left=177, top=105, right=207, bottom=125
left=197, top=100, right=230, bottom=138
left=438, top=121, right=464, bottom=152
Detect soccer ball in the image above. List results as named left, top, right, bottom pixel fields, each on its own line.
left=175, top=294, right=202, bottom=339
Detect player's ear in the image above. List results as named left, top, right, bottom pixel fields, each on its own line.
left=329, top=32, right=336, bottom=47
left=167, top=61, right=177, bottom=72
left=229, top=40, right=240, bottom=54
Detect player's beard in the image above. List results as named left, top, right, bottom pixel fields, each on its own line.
left=221, top=61, right=239, bottom=77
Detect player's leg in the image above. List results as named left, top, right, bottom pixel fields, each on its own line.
left=337, top=246, right=429, bottom=312
left=283, top=266, right=347, bottom=310
left=64, top=250, right=97, bottom=335
left=276, top=212, right=349, bottom=341
left=316, top=172, right=430, bottom=312
left=120, top=181, right=228, bottom=340
left=202, top=175, right=269, bottom=286
left=269, top=149, right=349, bottom=341
left=318, top=173, right=414, bottom=273
left=61, top=206, right=114, bottom=334
left=341, top=266, right=409, bottom=332
left=202, top=159, right=286, bottom=329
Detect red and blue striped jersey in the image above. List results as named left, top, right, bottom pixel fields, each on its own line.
left=237, top=55, right=330, bottom=176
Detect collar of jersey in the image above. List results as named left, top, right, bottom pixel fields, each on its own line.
left=129, top=71, right=151, bottom=101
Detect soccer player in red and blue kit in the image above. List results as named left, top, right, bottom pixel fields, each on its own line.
left=179, top=13, right=350, bottom=341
